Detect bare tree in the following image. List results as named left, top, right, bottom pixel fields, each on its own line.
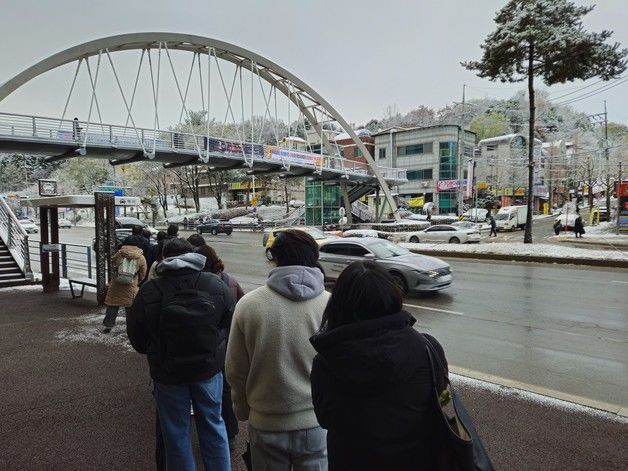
left=141, top=164, right=170, bottom=219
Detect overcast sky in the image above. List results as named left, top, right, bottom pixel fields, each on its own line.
left=1, top=0, right=628, bottom=127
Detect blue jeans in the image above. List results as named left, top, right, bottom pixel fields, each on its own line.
left=249, top=424, right=327, bottom=471
left=153, top=373, right=230, bottom=471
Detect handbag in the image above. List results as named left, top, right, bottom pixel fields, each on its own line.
left=425, top=337, right=495, bottom=471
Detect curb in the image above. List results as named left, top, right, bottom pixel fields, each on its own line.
left=450, top=365, right=628, bottom=418
left=407, top=248, right=628, bottom=268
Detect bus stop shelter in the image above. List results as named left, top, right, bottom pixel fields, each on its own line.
left=22, top=193, right=140, bottom=305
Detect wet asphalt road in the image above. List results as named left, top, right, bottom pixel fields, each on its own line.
left=5, top=227, right=628, bottom=470
left=32, top=227, right=628, bottom=409
left=192, top=231, right=628, bottom=410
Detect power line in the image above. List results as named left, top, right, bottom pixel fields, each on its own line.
left=554, top=76, right=628, bottom=106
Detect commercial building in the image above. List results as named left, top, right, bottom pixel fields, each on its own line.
left=476, top=134, right=545, bottom=210
left=373, top=125, right=476, bottom=214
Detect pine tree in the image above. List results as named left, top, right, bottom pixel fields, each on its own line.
left=463, top=0, right=627, bottom=243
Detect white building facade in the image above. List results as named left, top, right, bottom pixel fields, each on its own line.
left=373, top=125, right=476, bottom=214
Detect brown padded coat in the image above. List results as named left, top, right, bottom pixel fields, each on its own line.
left=104, top=245, right=147, bottom=307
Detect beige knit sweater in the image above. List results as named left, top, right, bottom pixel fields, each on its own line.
left=226, top=267, right=330, bottom=432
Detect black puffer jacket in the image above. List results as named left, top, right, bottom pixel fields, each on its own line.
left=128, top=253, right=234, bottom=384
left=310, top=311, right=446, bottom=471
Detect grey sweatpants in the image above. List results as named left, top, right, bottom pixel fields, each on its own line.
left=248, top=425, right=327, bottom=471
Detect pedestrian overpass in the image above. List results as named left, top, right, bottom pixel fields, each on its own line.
left=0, top=32, right=405, bottom=210
left=0, top=111, right=406, bottom=185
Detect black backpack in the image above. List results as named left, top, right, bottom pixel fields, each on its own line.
left=153, top=273, right=223, bottom=380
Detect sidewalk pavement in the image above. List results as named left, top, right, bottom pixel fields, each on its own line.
left=1, top=286, right=626, bottom=470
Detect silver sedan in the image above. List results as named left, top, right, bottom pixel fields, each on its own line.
left=405, top=224, right=480, bottom=244
left=318, top=238, right=452, bottom=294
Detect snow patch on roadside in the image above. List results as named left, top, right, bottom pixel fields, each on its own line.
left=401, top=241, right=628, bottom=261
left=452, top=373, right=628, bottom=424
left=54, top=312, right=134, bottom=352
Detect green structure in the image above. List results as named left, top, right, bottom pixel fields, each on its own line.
left=305, top=181, right=341, bottom=227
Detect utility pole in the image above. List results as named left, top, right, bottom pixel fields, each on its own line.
left=455, top=85, right=466, bottom=216
left=617, top=161, right=622, bottom=235
left=547, top=144, right=554, bottom=212
left=604, top=101, right=611, bottom=214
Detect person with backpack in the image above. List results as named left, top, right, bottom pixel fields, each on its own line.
left=226, top=230, right=330, bottom=470
left=103, top=235, right=147, bottom=334
left=128, top=238, right=234, bottom=471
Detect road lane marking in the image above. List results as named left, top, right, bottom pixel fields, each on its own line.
left=403, top=303, right=464, bottom=316
left=611, top=280, right=628, bottom=284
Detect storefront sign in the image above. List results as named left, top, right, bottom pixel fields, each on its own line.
left=436, top=180, right=460, bottom=191
left=408, top=196, right=425, bottom=208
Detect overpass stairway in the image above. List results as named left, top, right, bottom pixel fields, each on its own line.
left=0, top=237, right=31, bottom=287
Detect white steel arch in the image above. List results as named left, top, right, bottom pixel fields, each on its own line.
left=0, top=32, right=400, bottom=220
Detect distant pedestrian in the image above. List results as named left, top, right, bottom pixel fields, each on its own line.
left=553, top=219, right=563, bottom=236
left=488, top=214, right=497, bottom=237
left=226, top=230, right=329, bottom=470
left=574, top=216, right=585, bottom=238
left=72, top=117, right=82, bottom=141
left=310, top=261, right=448, bottom=470
left=128, top=238, right=234, bottom=471
left=103, top=235, right=147, bottom=333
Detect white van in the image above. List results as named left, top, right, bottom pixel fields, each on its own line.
left=495, top=206, right=528, bottom=231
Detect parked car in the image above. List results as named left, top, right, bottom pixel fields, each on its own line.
left=263, top=226, right=337, bottom=260
left=196, top=219, right=233, bottom=235
left=19, top=219, right=39, bottom=234
left=341, top=229, right=380, bottom=238
left=58, top=219, right=73, bottom=229
left=405, top=224, right=480, bottom=244
left=318, top=238, right=452, bottom=294
left=92, top=229, right=157, bottom=252
left=462, top=208, right=488, bottom=222
left=115, top=216, right=158, bottom=237
left=452, top=221, right=482, bottom=232
left=229, top=216, right=263, bottom=230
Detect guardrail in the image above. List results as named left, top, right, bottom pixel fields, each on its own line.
left=28, top=240, right=95, bottom=280
left=0, top=197, right=33, bottom=280
left=0, top=111, right=408, bottom=183
left=351, top=200, right=373, bottom=222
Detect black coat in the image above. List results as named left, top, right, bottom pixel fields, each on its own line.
left=310, top=311, right=447, bottom=471
left=128, top=267, right=234, bottom=384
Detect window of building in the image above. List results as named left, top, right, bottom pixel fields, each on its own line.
left=378, top=148, right=386, bottom=159
left=397, top=142, right=433, bottom=156
left=407, top=169, right=433, bottom=180
left=354, top=146, right=362, bottom=158
left=486, top=144, right=498, bottom=151
left=439, top=142, right=458, bottom=180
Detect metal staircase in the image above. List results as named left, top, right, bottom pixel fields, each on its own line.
left=351, top=200, right=374, bottom=223
left=0, top=197, right=34, bottom=287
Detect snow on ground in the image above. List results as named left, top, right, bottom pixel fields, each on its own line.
left=453, top=374, right=628, bottom=423
left=400, top=241, right=628, bottom=261
left=53, top=312, right=134, bottom=352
